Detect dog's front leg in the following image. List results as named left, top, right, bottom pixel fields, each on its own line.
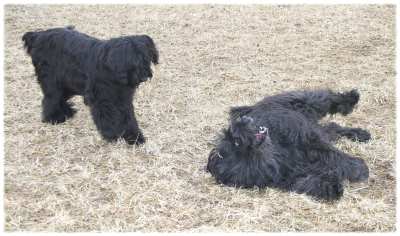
left=122, top=104, right=146, bottom=145
left=86, top=80, right=145, bottom=145
left=88, top=102, right=145, bottom=145
left=88, top=100, right=126, bottom=142
left=322, top=122, right=371, bottom=143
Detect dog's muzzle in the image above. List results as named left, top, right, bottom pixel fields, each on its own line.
left=255, top=126, right=268, bottom=141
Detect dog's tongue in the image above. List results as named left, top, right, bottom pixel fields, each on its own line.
left=255, top=133, right=265, bottom=141
left=255, top=126, right=269, bottom=142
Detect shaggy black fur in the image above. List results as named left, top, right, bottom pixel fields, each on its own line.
left=22, top=26, right=158, bottom=145
left=207, top=89, right=371, bottom=201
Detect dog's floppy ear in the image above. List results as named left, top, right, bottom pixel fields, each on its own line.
left=103, top=36, right=158, bottom=86
left=103, top=40, right=143, bottom=85
left=229, top=106, right=253, bottom=121
left=104, top=40, right=141, bottom=73
left=136, top=35, right=159, bottom=65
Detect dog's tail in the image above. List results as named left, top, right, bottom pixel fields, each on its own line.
left=22, top=31, right=39, bottom=54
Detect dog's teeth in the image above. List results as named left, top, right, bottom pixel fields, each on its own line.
left=259, top=126, right=267, bottom=133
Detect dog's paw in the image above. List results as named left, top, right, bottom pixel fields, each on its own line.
left=125, top=132, right=146, bottom=145
left=63, top=107, right=77, bottom=119
left=318, top=177, right=344, bottom=202
left=43, top=104, right=76, bottom=124
left=336, top=90, right=360, bottom=116
left=135, top=133, right=146, bottom=145
left=346, top=158, right=369, bottom=183
left=42, top=112, right=67, bottom=124
left=347, top=89, right=360, bottom=103
left=347, top=128, right=371, bottom=142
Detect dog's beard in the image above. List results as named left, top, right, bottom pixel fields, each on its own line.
left=207, top=141, right=280, bottom=188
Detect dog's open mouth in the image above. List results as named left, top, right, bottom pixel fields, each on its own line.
left=255, top=126, right=268, bottom=141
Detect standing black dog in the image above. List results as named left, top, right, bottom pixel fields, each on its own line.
left=22, top=26, right=158, bottom=145
left=207, top=89, right=371, bottom=201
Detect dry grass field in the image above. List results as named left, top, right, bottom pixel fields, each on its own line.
left=3, top=4, right=396, bottom=232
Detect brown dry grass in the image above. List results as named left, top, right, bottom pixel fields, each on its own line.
left=3, top=4, right=396, bottom=232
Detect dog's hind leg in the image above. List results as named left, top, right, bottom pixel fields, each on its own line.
left=306, top=147, right=369, bottom=183
left=38, top=71, right=75, bottom=124
left=322, top=122, right=371, bottom=142
left=291, top=147, right=368, bottom=201
left=41, top=94, right=76, bottom=124
left=273, top=89, right=360, bottom=121
left=327, top=89, right=360, bottom=116
left=41, top=94, right=67, bottom=124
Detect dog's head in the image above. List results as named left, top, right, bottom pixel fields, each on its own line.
left=208, top=115, right=271, bottom=165
left=103, top=35, right=159, bottom=87
left=229, top=116, right=270, bottom=151
left=207, top=116, right=279, bottom=188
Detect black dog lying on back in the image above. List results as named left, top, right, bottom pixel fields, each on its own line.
left=207, top=89, right=371, bottom=201
left=22, top=26, right=158, bottom=145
